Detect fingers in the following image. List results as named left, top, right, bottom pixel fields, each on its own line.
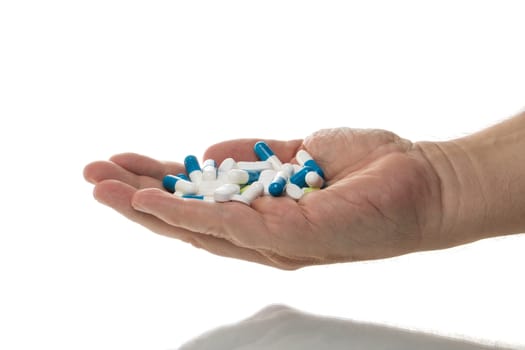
left=84, top=160, right=161, bottom=189
left=203, top=139, right=304, bottom=164
left=93, top=179, right=274, bottom=268
left=84, top=153, right=186, bottom=189
left=109, top=152, right=185, bottom=179
left=131, top=188, right=268, bottom=249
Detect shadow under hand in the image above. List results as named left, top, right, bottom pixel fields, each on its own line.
left=176, top=304, right=509, bottom=350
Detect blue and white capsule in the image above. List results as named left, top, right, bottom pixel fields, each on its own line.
left=184, top=155, right=203, bottom=183
left=296, top=149, right=325, bottom=178
left=289, top=166, right=314, bottom=188
left=175, top=172, right=190, bottom=181
left=268, top=163, right=294, bottom=196
left=254, top=141, right=283, bottom=171
left=258, top=169, right=277, bottom=195
left=162, top=174, right=198, bottom=195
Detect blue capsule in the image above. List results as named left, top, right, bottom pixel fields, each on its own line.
left=289, top=166, right=314, bottom=188
left=162, top=174, right=198, bottom=194
left=268, top=176, right=287, bottom=196
left=181, top=194, right=205, bottom=200
left=254, top=141, right=283, bottom=170
left=296, top=149, right=324, bottom=178
left=184, top=155, right=203, bottom=183
left=267, top=164, right=293, bottom=196
left=176, top=173, right=190, bottom=181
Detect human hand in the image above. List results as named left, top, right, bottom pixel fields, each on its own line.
left=84, top=127, right=456, bottom=270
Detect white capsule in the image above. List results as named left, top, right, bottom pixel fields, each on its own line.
left=213, top=183, right=241, bottom=202
left=237, top=161, right=273, bottom=172
left=175, top=179, right=198, bottom=195
left=305, top=170, right=324, bottom=188
left=285, top=183, right=304, bottom=200
left=218, top=157, right=237, bottom=173
left=197, top=179, right=220, bottom=196
left=231, top=181, right=264, bottom=205
left=258, top=169, right=277, bottom=195
left=202, top=159, right=217, bottom=181
left=227, top=169, right=259, bottom=185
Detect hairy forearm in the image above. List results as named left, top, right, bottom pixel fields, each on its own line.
left=417, top=110, right=525, bottom=246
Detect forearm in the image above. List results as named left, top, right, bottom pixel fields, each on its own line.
left=417, top=110, right=525, bottom=246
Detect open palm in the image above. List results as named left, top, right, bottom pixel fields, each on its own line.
left=84, top=128, right=443, bottom=270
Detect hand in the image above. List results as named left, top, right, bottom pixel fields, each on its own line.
left=83, top=128, right=446, bottom=270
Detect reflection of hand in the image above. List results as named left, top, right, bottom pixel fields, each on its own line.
left=84, top=127, right=445, bottom=269
left=177, top=304, right=500, bottom=350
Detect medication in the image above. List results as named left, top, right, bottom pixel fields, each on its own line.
left=198, top=179, right=222, bottom=196
left=268, top=165, right=293, bottom=197
left=227, top=169, right=259, bottom=185
left=218, top=157, right=237, bottom=173
left=176, top=173, right=190, bottom=181
left=254, top=141, right=283, bottom=171
left=159, top=141, right=327, bottom=206
left=181, top=194, right=205, bottom=200
left=258, top=169, right=277, bottom=195
left=289, top=166, right=314, bottom=188
left=213, top=183, right=241, bottom=202
left=231, top=181, right=264, bottom=205
left=202, top=159, right=217, bottom=181
left=303, top=187, right=320, bottom=194
left=285, top=183, right=304, bottom=200
left=162, top=174, right=198, bottom=195
left=296, top=149, right=325, bottom=178
left=184, top=155, right=203, bottom=183
left=237, top=161, right=273, bottom=172
left=305, top=170, right=324, bottom=188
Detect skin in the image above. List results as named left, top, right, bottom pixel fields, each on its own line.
left=83, top=110, right=525, bottom=270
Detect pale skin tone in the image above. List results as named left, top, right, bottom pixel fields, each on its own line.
left=83, top=110, right=525, bottom=270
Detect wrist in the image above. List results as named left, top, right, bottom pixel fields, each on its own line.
left=414, top=140, right=486, bottom=248
left=416, top=111, right=525, bottom=247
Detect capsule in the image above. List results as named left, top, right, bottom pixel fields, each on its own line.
left=268, top=164, right=294, bottom=197
left=227, top=169, right=259, bottom=185
left=305, top=170, right=324, bottom=188
left=202, top=159, right=217, bottom=181
left=289, top=166, right=314, bottom=188
left=184, top=155, right=203, bottom=183
left=162, top=174, right=198, bottom=195
left=213, top=183, right=241, bottom=202
left=218, top=157, right=237, bottom=173
left=175, top=173, right=190, bottom=181
left=258, top=169, right=277, bottom=195
left=296, top=149, right=324, bottom=178
left=181, top=194, right=205, bottom=200
left=237, top=161, right=273, bottom=172
left=231, top=181, right=264, bottom=205
left=285, top=183, right=304, bottom=200
left=254, top=141, right=283, bottom=171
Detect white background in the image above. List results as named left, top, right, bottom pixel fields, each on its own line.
left=1, top=1, right=525, bottom=349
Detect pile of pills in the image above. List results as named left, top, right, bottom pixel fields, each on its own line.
left=162, top=141, right=325, bottom=206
